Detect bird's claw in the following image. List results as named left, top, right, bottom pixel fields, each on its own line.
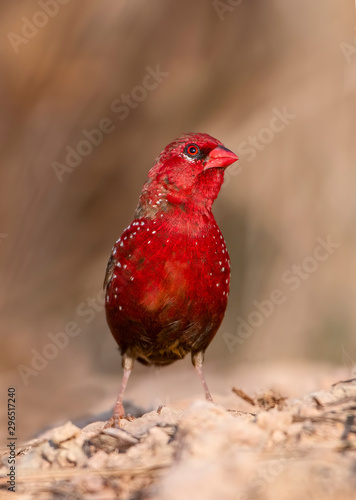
left=104, top=412, right=135, bottom=429
left=104, top=415, right=121, bottom=429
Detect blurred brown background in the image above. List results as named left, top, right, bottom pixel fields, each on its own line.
left=1, top=0, right=355, bottom=440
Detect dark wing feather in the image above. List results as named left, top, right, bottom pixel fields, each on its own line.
left=103, top=254, right=115, bottom=290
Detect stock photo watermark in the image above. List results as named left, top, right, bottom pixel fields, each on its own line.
left=342, top=345, right=356, bottom=378
left=6, top=387, right=16, bottom=492
left=52, top=64, right=169, bottom=182
left=239, top=455, right=295, bottom=500
left=17, top=289, right=107, bottom=386
left=213, top=0, right=244, bottom=22
left=340, top=28, right=356, bottom=64
left=223, top=106, right=296, bottom=187
left=223, top=235, right=341, bottom=353
left=7, top=0, right=71, bottom=54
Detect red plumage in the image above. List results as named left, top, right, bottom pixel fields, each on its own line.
left=104, top=132, right=238, bottom=425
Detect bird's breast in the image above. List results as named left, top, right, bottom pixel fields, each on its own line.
left=106, top=214, right=230, bottom=324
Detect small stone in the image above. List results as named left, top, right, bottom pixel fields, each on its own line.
left=49, top=421, right=80, bottom=446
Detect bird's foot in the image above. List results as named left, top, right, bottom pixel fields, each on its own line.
left=104, top=400, right=126, bottom=429
left=104, top=415, right=120, bottom=429
left=104, top=414, right=136, bottom=429
left=104, top=410, right=136, bottom=429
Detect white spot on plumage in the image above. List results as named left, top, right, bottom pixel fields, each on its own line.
left=119, top=305, right=122, bottom=311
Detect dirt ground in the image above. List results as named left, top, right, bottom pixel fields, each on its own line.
left=1, top=369, right=355, bottom=500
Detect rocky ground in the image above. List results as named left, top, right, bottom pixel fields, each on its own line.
left=1, top=378, right=356, bottom=500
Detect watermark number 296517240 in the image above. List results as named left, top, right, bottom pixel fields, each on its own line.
left=7, top=388, right=16, bottom=492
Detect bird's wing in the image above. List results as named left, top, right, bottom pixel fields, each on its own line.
left=103, top=254, right=115, bottom=290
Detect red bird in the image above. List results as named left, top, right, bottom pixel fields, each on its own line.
left=104, top=132, right=238, bottom=425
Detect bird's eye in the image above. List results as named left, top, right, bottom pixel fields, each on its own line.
left=184, top=143, right=201, bottom=159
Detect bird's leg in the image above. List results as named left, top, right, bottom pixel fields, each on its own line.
left=192, top=351, right=213, bottom=402
left=106, top=354, right=134, bottom=428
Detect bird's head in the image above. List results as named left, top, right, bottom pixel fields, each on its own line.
left=136, top=132, right=238, bottom=216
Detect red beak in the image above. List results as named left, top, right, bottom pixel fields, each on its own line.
left=204, top=145, right=238, bottom=170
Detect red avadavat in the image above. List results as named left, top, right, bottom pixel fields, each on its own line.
left=104, top=133, right=238, bottom=425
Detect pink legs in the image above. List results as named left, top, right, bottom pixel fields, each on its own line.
left=107, top=351, right=213, bottom=429
left=192, top=351, right=213, bottom=402
left=107, top=355, right=134, bottom=428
